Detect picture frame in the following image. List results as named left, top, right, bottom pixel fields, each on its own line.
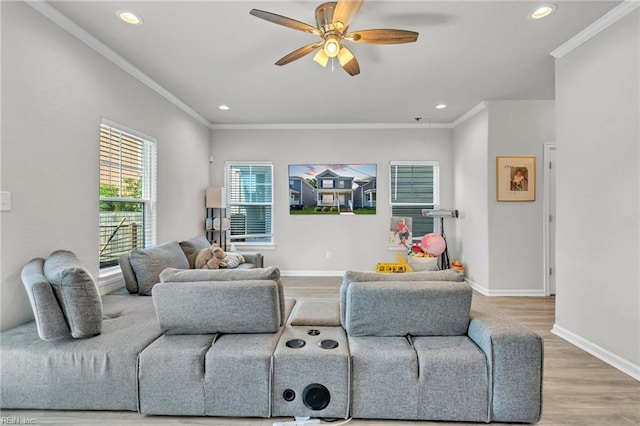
left=496, top=156, right=536, bottom=202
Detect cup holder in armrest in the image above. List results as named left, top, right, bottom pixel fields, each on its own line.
left=285, top=339, right=306, bottom=349
left=319, top=339, right=339, bottom=350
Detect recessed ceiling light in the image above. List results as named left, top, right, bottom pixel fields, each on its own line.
left=218, top=105, right=230, bottom=111
left=529, top=5, right=557, bottom=20
left=116, top=10, right=143, bottom=25
left=436, top=104, right=447, bottom=110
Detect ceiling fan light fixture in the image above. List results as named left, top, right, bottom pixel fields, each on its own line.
left=338, top=46, right=354, bottom=66
left=529, top=4, right=557, bottom=20
left=436, top=104, right=447, bottom=110
left=313, top=49, right=330, bottom=67
left=323, top=35, right=341, bottom=58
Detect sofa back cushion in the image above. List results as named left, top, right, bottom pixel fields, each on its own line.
left=21, top=258, right=71, bottom=340
left=152, top=280, right=281, bottom=334
left=43, top=250, right=103, bottom=338
left=179, top=235, right=211, bottom=269
left=344, top=280, right=472, bottom=337
left=128, top=241, right=190, bottom=296
left=159, top=266, right=285, bottom=326
left=340, top=270, right=464, bottom=326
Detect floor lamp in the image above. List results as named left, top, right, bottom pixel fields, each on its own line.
left=205, top=187, right=228, bottom=250
left=422, top=209, right=459, bottom=270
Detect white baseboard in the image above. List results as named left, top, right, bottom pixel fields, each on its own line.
left=281, top=270, right=345, bottom=277
left=465, top=278, right=546, bottom=297
left=552, top=324, right=640, bottom=381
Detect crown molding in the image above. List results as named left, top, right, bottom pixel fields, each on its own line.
left=24, top=0, right=212, bottom=128
left=551, top=0, right=639, bottom=59
left=451, top=102, right=488, bottom=128
left=210, top=122, right=455, bottom=130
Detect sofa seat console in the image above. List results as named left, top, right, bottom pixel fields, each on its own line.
left=1, top=250, right=543, bottom=423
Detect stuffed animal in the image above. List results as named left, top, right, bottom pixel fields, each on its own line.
left=194, top=245, right=245, bottom=269
left=195, top=246, right=221, bottom=269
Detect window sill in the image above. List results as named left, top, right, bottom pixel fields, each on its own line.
left=98, top=266, right=124, bottom=295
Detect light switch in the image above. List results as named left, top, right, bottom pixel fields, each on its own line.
left=1, top=191, right=11, bottom=212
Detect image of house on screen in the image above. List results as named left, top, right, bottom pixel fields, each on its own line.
left=288, top=164, right=376, bottom=215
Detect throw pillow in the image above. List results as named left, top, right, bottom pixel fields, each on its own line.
left=179, top=235, right=211, bottom=269
left=21, top=257, right=71, bottom=340
left=129, top=241, right=190, bottom=296
left=43, top=250, right=103, bottom=339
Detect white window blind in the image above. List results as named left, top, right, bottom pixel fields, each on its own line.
left=225, top=162, right=273, bottom=245
left=99, top=121, right=156, bottom=268
left=389, top=161, right=439, bottom=240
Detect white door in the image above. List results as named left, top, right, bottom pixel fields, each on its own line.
left=545, top=144, right=557, bottom=295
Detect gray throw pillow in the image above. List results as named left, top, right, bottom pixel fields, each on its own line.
left=129, top=241, right=190, bottom=296
left=43, top=250, right=103, bottom=339
left=21, top=258, right=71, bottom=340
left=179, top=235, right=211, bottom=269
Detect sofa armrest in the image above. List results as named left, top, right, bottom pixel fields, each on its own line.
left=467, top=309, right=543, bottom=423
left=152, top=281, right=281, bottom=335
left=240, top=252, right=263, bottom=268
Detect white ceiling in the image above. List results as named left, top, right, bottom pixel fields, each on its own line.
left=47, top=0, right=620, bottom=126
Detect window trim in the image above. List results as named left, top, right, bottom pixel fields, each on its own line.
left=99, top=119, right=157, bottom=282
left=224, top=161, right=274, bottom=247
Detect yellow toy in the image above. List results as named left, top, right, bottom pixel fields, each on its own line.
left=376, top=253, right=413, bottom=273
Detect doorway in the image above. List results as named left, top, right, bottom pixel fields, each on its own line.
left=543, top=144, right=556, bottom=295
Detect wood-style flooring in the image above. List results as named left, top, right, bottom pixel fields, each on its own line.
left=1, top=276, right=638, bottom=425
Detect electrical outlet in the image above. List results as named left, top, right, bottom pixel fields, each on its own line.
left=325, top=250, right=332, bottom=259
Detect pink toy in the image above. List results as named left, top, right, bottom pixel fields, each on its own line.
left=421, top=233, right=446, bottom=256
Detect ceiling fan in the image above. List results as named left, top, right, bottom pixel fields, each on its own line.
left=249, top=0, right=419, bottom=76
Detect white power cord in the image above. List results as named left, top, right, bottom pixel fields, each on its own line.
left=272, top=417, right=352, bottom=426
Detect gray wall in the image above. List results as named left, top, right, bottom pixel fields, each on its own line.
left=453, top=108, right=490, bottom=288
left=555, top=11, right=639, bottom=371
left=210, top=128, right=456, bottom=273
left=453, top=101, right=554, bottom=294
left=0, top=2, right=211, bottom=331
left=487, top=101, right=555, bottom=293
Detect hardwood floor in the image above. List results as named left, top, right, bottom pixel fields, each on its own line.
left=1, top=277, right=638, bottom=425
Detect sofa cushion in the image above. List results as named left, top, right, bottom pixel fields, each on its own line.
left=42, top=250, right=103, bottom=339
left=160, top=266, right=285, bottom=325
left=21, top=258, right=71, bottom=341
left=179, top=235, right=211, bottom=269
left=340, top=269, right=463, bottom=325
left=129, top=241, right=190, bottom=296
left=152, top=281, right=281, bottom=334
left=344, top=280, right=472, bottom=337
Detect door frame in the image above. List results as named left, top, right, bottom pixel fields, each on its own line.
left=543, top=143, right=556, bottom=296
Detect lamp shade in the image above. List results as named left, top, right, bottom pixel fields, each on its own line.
left=205, top=187, right=225, bottom=208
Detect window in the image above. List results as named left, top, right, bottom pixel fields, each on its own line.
left=322, top=179, right=334, bottom=189
left=389, top=161, right=439, bottom=242
left=225, top=162, right=273, bottom=245
left=99, top=121, right=156, bottom=268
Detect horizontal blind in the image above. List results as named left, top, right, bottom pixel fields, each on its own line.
left=226, top=163, right=273, bottom=244
left=390, top=162, right=439, bottom=240
left=99, top=123, right=156, bottom=267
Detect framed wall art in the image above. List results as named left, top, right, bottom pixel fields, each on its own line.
left=288, top=164, right=377, bottom=215
left=496, top=156, right=536, bottom=202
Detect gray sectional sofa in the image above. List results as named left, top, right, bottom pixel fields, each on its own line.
left=0, top=238, right=543, bottom=423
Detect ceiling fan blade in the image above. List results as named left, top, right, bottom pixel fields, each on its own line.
left=347, top=29, right=419, bottom=44
left=333, top=0, right=364, bottom=31
left=339, top=47, right=360, bottom=76
left=275, top=42, right=323, bottom=66
left=250, top=9, right=320, bottom=35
